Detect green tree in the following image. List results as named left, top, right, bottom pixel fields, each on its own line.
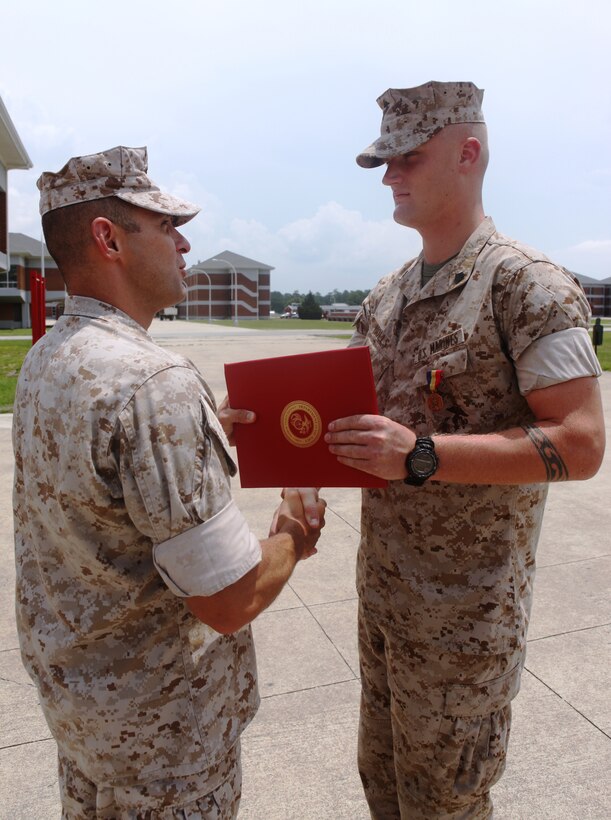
left=297, top=292, right=322, bottom=320
left=270, top=291, right=287, bottom=313
left=319, top=289, right=370, bottom=305
left=271, top=288, right=370, bottom=313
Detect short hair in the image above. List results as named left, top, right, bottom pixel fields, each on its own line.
left=42, top=197, right=142, bottom=271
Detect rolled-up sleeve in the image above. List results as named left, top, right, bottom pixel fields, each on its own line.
left=515, top=326, right=602, bottom=394
left=153, top=500, right=262, bottom=596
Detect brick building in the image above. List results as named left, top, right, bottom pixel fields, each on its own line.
left=180, top=251, right=272, bottom=321
left=4, top=233, right=64, bottom=327
left=574, top=273, right=611, bottom=317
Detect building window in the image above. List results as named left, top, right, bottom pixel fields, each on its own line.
left=0, top=265, right=18, bottom=288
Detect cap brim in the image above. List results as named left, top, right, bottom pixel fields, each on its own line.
left=356, top=136, right=402, bottom=169
left=356, top=147, right=386, bottom=169
left=116, top=190, right=200, bottom=226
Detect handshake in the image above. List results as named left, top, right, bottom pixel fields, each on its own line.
left=270, top=487, right=326, bottom=562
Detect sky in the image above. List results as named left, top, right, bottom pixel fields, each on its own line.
left=2, top=0, right=610, bottom=293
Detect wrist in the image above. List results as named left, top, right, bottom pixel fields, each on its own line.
left=404, top=436, right=438, bottom=486
left=276, top=516, right=307, bottom=552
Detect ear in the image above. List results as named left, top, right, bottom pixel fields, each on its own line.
left=459, top=137, right=482, bottom=168
left=90, top=217, right=120, bottom=261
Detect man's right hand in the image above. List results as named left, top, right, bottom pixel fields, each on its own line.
left=271, top=487, right=326, bottom=560
left=186, top=489, right=327, bottom=633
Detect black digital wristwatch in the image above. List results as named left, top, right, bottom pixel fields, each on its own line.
left=404, top=437, right=438, bottom=486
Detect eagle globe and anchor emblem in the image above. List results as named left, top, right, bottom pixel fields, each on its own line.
left=280, top=400, right=322, bottom=448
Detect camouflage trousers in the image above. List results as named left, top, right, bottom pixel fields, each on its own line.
left=357, top=603, right=523, bottom=819
left=58, top=742, right=241, bottom=819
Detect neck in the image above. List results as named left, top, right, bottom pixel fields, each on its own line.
left=420, top=208, right=485, bottom=265
left=64, top=267, right=156, bottom=329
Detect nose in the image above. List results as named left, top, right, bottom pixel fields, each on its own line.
left=382, top=157, right=402, bottom=186
left=173, top=227, right=191, bottom=254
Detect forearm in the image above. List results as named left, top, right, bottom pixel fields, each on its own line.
left=435, top=379, right=605, bottom=484
left=430, top=378, right=604, bottom=484
left=247, top=530, right=305, bottom=615
left=433, top=424, right=576, bottom=485
left=186, top=530, right=303, bottom=634
left=327, top=377, right=605, bottom=485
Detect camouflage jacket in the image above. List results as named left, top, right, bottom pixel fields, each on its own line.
left=353, top=217, right=592, bottom=654
left=13, top=296, right=259, bottom=787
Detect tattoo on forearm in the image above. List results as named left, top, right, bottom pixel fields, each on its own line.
left=521, top=424, right=569, bottom=481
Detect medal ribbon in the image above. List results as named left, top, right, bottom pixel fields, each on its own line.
left=426, top=369, right=443, bottom=392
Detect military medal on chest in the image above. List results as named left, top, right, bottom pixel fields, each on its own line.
left=426, top=369, right=444, bottom=411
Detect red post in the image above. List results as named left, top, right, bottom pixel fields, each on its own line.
left=30, top=270, right=46, bottom=344
left=38, top=274, right=46, bottom=337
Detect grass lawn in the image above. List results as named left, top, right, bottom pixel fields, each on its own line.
left=0, top=340, right=30, bottom=412
left=0, top=328, right=34, bottom=336
left=594, top=341, right=610, bottom=370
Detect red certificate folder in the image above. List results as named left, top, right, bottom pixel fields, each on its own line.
left=224, top=346, right=387, bottom=488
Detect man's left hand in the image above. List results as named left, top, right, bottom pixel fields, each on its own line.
left=217, top=395, right=255, bottom=445
left=325, top=414, right=415, bottom=480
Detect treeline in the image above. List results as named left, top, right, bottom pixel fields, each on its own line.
left=270, top=289, right=370, bottom=314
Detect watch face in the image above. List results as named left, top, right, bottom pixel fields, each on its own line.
left=410, top=451, right=436, bottom=477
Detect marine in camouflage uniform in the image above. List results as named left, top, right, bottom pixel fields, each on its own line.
left=13, top=147, right=325, bottom=819
left=325, top=82, right=604, bottom=818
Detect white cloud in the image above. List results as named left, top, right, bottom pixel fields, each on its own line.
left=553, top=239, right=611, bottom=279
left=567, top=240, right=611, bottom=253
left=185, top=200, right=417, bottom=293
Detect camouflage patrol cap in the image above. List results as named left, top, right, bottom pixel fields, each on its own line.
left=356, top=81, right=485, bottom=168
left=37, top=145, right=200, bottom=226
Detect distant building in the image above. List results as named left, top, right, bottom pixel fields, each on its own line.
left=181, top=250, right=272, bottom=321
left=321, top=303, right=360, bottom=321
left=0, top=96, right=33, bottom=326
left=5, top=233, right=64, bottom=328
left=574, top=272, right=611, bottom=317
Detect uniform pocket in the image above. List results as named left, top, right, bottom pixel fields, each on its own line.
left=433, top=663, right=522, bottom=798
left=413, top=346, right=469, bottom=389
left=414, top=347, right=487, bottom=430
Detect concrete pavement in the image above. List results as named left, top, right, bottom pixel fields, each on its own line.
left=0, top=324, right=609, bottom=818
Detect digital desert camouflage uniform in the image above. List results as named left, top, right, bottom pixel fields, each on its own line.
left=350, top=216, right=596, bottom=818
left=13, top=295, right=259, bottom=817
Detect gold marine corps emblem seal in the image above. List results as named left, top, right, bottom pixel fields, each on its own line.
left=281, top=400, right=322, bottom=448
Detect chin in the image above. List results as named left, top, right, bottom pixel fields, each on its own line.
left=393, top=210, right=414, bottom=228
left=170, top=283, right=187, bottom=304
